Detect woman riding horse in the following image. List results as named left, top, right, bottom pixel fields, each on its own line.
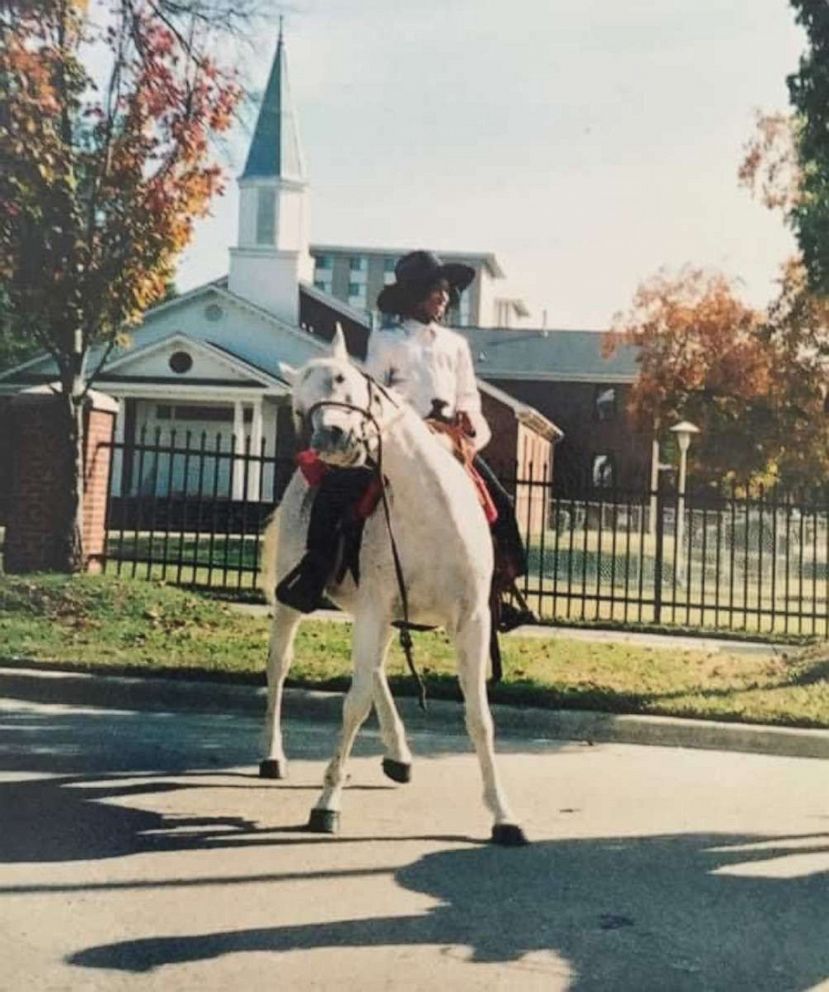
left=276, top=250, right=532, bottom=629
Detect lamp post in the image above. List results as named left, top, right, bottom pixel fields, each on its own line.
left=670, top=420, right=700, bottom=580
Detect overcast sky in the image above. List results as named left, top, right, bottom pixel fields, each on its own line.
left=175, top=0, right=805, bottom=329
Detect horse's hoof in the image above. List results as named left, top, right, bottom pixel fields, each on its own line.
left=307, top=808, right=340, bottom=834
left=259, top=759, right=285, bottom=779
left=382, top=758, right=412, bottom=784
left=491, top=823, right=529, bottom=847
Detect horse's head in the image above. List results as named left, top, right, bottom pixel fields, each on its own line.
left=289, top=326, right=381, bottom=467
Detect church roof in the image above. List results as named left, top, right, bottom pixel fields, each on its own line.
left=457, top=327, right=640, bottom=383
left=241, top=24, right=306, bottom=183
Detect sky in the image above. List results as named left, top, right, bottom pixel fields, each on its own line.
left=175, top=0, right=806, bottom=329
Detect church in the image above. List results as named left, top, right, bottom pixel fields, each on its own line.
left=0, top=27, right=564, bottom=506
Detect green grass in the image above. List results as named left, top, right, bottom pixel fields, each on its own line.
left=1, top=573, right=828, bottom=729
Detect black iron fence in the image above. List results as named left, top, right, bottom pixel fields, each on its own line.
left=103, top=433, right=829, bottom=636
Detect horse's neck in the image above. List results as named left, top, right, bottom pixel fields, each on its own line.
left=378, top=406, right=446, bottom=492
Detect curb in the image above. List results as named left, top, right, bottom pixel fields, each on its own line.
left=2, top=664, right=828, bottom=761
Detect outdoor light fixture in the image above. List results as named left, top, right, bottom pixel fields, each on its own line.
left=669, top=420, right=700, bottom=582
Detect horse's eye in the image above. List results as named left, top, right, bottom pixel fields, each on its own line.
left=334, top=374, right=345, bottom=385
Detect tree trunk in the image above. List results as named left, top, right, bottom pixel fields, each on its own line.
left=56, top=380, right=86, bottom=572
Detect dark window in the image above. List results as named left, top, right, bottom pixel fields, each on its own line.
left=315, top=254, right=331, bottom=270
left=256, top=188, right=276, bottom=244
left=204, top=303, right=223, bottom=322
left=169, top=351, right=193, bottom=374
left=348, top=282, right=365, bottom=297
left=592, top=453, right=615, bottom=488
left=594, top=386, right=617, bottom=422
left=383, top=257, right=396, bottom=273
left=349, top=256, right=366, bottom=272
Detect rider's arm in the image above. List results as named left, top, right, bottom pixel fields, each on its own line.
left=456, top=338, right=491, bottom=451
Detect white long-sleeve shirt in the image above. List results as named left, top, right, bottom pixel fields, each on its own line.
left=364, top=318, right=491, bottom=451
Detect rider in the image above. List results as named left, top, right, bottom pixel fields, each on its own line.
left=276, top=250, right=532, bottom=629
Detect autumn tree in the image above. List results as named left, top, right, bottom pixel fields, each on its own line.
left=604, top=268, right=775, bottom=488
left=0, top=0, right=244, bottom=570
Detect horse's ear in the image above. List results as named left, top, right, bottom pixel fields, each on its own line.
left=279, top=362, right=298, bottom=385
left=330, top=323, right=348, bottom=362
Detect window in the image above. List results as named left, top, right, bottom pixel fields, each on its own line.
left=592, top=453, right=616, bottom=488
left=204, top=303, right=223, bottom=322
left=349, top=256, right=366, bottom=272
left=348, top=282, right=366, bottom=297
left=315, top=254, right=331, bottom=270
left=168, top=350, right=193, bottom=374
left=256, top=188, right=276, bottom=245
left=383, top=257, right=396, bottom=273
left=314, top=279, right=331, bottom=293
left=594, top=386, right=617, bottom=422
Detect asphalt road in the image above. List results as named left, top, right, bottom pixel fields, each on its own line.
left=1, top=689, right=828, bottom=991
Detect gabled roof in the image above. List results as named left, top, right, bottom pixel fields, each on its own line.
left=479, top=379, right=563, bottom=441
left=99, top=332, right=290, bottom=390
left=241, top=24, right=306, bottom=183
left=459, top=327, right=639, bottom=383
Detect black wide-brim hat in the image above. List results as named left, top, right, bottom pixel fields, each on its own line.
left=376, top=250, right=476, bottom=315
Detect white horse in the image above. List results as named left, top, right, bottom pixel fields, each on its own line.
left=259, top=328, right=526, bottom=845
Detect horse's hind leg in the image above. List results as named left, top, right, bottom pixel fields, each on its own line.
left=308, top=614, right=391, bottom=833
left=260, top=601, right=302, bottom=779
left=454, top=609, right=527, bottom=846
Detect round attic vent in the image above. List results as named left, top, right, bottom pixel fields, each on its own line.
left=205, top=303, right=223, bottom=322
left=169, top=350, right=193, bottom=374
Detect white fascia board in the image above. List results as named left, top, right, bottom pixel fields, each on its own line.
left=102, top=331, right=286, bottom=387
left=100, top=382, right=287, bottom=401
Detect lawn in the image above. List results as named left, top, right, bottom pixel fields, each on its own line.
left=1, top=573, right=828, bottom=729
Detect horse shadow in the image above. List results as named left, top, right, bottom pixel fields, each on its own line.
left=67, top=831, right=829, bottom=990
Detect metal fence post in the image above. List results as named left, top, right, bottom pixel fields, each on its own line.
left=654, top=471, right=665, bottom=624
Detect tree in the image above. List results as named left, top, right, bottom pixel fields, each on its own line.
left=0, top=0, right=243, bottom=570
left=787, top=0, right=829, bottom=296
left=604, top=268, right=775, bottom=488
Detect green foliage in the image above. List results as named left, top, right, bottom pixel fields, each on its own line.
left=1, top=574, right=828, bottom=729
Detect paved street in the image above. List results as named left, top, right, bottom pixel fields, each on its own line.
left=1, top=685, right=828, bottom=991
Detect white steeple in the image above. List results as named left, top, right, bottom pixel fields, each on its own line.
left=228, top=20, right=312, bottom=325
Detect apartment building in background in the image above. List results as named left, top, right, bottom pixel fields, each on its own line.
left=310, top=244, right=530, bottom=328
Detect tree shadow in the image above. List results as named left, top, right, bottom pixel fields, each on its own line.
left=67, top=831, right=829, bottom=990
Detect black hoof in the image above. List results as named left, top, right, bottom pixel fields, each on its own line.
left=307, top=808, right=340, bottom=834
left=382, top=758, right=412, bottom=784
left=491, top=823, right=529, bottom=847
left=259, top=759, right=284, bottom=780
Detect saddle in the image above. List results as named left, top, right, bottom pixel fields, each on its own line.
left=424, top=418, right=498, bottom=524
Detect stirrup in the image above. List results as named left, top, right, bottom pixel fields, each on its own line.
left=496, top=584, right=537, bottom=633
left=275, top=553, right=331, bottom=614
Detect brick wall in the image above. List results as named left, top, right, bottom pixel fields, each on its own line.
left=4, top=390, right=117, bottom=572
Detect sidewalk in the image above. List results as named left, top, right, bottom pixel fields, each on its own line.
left=2, top=663, right=827, bottom=761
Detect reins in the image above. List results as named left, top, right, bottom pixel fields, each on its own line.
left=303, top=374, right=427, bottom=711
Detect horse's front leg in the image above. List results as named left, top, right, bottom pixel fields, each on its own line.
left=308, top=613, right=392, bottom=833
left=373, top=662, right=413, bottom=783
left=454, top=608, right=528, bottom=846
left=259, top=601, right=302, bottom=779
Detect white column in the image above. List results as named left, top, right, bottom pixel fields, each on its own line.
left=232, top=400, right=245, bottom=500
left=248, top=399, right=263, bottom=500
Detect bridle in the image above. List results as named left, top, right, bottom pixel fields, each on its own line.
left=298, top=371, right=427, bottom=709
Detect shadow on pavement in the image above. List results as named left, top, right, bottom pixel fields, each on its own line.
left=65, top=831, right=829, bottom=990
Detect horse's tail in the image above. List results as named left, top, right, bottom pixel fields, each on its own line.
left=259, top=508, right=280, bottom=605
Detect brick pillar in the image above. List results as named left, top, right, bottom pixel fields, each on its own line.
left=4, top=387, right=119, bottom=573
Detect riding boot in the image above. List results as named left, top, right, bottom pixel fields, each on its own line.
left=473, top=455, right=538, bottom=631
left=275, top=465, right=373, bottom=614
